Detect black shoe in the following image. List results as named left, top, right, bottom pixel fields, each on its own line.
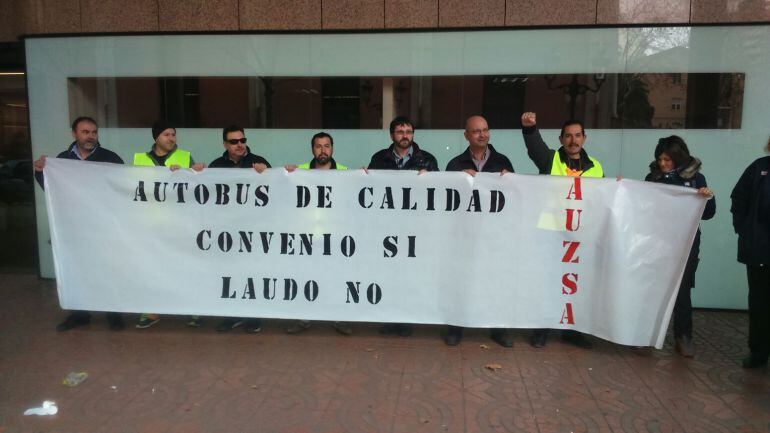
left=286, top=320, right=311, bottom=334
left=561, top=330, right=593, bottom=349
left=380, top=323, right=410, bottom=336
left=397, top=325, right=413, bottom=337
left=675, top=335, right=694, bottom=358
left=742, top=355, right=768, bottom=369
left=443, top=327, right=463, bottom=346
left=530, top=330, right=548, bottom=348
left=216, top=318, right=244, bottom=332
left=56, top=313, right=90, bottom=332
left=490, top=329, right=514, bottom=348
left=332, top=322, right=353, bottom=336
left=107, top=313, right=124, bottom=331
left=244, top=319, right=262, bottom=333
left=379, top=324, right=397, bottom=335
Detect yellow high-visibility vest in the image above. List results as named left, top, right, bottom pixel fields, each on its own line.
left=297, top=161, right=348, bottom=170
left=133, top=149, right=191, bottom=168
left=549, top=151, right=603, bottom=177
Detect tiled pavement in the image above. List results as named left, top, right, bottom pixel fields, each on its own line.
left=1, top=274, right=768, bottom=433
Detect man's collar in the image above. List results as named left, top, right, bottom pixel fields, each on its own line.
left=462, top=143, right=496, bottom=161
left=69, top=141, right=99, bottom=160
left=392, top=144, right=413, bottom=159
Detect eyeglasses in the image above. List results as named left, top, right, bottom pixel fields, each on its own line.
left=469, top=128, right=489, bottom=135
left=227, top=138, right=247, bottom=144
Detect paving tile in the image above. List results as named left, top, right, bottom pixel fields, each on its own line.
left=2, top=276, right=770, bottom=433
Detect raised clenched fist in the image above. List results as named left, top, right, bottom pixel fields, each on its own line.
left=521, top=112, right=537, bottom=127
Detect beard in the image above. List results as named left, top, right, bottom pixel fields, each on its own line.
left=315, top=154, right=330, bottom=165
left=395, top=138, right=412, bottom=149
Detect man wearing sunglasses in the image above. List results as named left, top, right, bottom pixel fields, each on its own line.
left=209, top=125, right=270, bottom=172
left=209, top=125, right=271, bottom=333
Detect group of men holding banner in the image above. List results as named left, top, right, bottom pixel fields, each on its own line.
left=33, top=111, right=605, bottom=351
left=34, top=110, right=770, bottom=369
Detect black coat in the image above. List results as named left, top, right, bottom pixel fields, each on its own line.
left=208, top=148, right=271, bottom=169
left=445, top=144, right=514, bottom=173
left=731, top=156, right=770, bottom=265
left=646, top=157, right=716, bottom=276
left=35, top=142, right=124, bottom=189
left=367, top=142, right=439, bottom=172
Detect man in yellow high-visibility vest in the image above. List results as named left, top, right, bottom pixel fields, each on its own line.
left=133, top=120, right=204, bottom=171
left=521, top=112, right=602, bottom=350
left=134, top=120, right=204, bottom=329
left=284, top=132, right=351, bottom=336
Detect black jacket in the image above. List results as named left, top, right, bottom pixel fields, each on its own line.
left=445, top=144, right=514, bottom=173
left=35, top=142, right=124, bottom=189
left=367, top=142, right=439, bottom=172
left=731, top=156, right=770, bottom=265
left=522, top=126, right=597, bottom=175
left=646, top=156, right=716, bottom=266
left=208, top=147, right=271, bottom=169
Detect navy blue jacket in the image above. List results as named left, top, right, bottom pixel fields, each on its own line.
left=731, top=156, right=770, bottom=265
left=35, top=142, right=124, bottom=189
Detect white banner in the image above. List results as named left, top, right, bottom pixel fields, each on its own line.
left=43, top=159, right=706, bottom=347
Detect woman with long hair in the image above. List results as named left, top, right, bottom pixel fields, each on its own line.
left=646, top=135, right=715, bottom=357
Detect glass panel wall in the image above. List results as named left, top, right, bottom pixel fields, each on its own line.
left=25, top=28, right=770, bottom=308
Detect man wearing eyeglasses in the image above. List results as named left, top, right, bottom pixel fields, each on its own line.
left=521, top=111, right=603, bottom=350
left=209, top=125, right=270, bottom=333
left=368, top=116, right=439, bottom=172
left=444, top=115, right=515, bottom=348
left=368, top=116, right=439, bottom=337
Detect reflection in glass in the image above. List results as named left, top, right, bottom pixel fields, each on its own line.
left=0, top=73, right=34, bottom=271
left=68, top=73, right=744, bottom=130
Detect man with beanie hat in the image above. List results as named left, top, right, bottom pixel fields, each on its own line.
left=133, top=121, right=204, bottom=171
left=134, top=121, right=204, bottom=329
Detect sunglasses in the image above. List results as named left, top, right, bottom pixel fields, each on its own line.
left=227, top=138, right=247, bottom=145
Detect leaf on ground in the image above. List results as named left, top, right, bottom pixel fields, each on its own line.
left=484, top=363, right=503, bottom=371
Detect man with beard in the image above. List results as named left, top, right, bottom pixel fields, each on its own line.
left=284, top=132, right=352, bottom=336
left=444, top=115, right=515, bottom=347
left=520, top=111, right=603, bottom=349
left=133, top=120, right=205, bottom=329
left=368, top=116, right=439, bottom=172
left=209, top=125, right=270, bottom=333
left=368, top=116, right=439, bottom=337
left=33, top=116, right=126, bottom=331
